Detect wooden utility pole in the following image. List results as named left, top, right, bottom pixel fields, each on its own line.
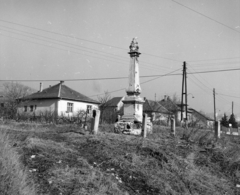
left=181, top=61, right=188, bottom=124
left=213, top=88, right=216, bottom=121
left=232, top=101, right=234, bottom=115
left=213, top=89, right=220, bottom=139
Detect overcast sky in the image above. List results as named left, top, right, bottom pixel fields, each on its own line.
left=0, top=0, right=239, bottom=117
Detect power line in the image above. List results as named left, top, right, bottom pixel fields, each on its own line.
left=217, top=93, right=240, bottom=99
left=0, top=67, right=239, bottom=82
left=0, top=19, right=182, bottom=62
left=0, top=33, right=171, bottom=72
left=0, top=26, right=177, bottom=72
left=189, top=62, right=240, bottom=68
left=172, top=0, right=240, bottom=34
left=188, top=68, right=233, bottom=104
left=187, top=68, right=240, bottom=75
left=188, top=76, right=211, bottom=95
left=187, top=68, right=212, bottom=92
left=0, top=19, right=127, bottom=51
left=189, top=58, right=240, bottom=63
left=90, top=68, right=181, bottom=97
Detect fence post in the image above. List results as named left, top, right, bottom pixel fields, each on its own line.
left=215, top=121, right=221, bottom=139
left=143, top=113, right=148, bottom=138
left=171, top=118, right=176, bottom=136
left=92, top=110, right=100, bottom=135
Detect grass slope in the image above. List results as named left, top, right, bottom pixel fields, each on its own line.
left=0, top=121, right=240, bottom=194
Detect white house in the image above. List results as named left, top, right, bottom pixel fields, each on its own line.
left=17, top=81, right=100, bottom=117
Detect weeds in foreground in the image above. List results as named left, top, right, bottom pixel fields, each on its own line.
left=1, top=123, right=240, bottom=194
left=0, top=130, right=37, bottom=195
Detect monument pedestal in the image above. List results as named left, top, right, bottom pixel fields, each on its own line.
left=115, top=95, right=145, bottom=135
left=121, top=95, right=144, bottom=122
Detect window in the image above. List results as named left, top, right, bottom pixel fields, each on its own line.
left=87, top=105, right=92, bottom=113
left=24, top=106, right=27, bottom=112
left=67, top=103, right=73, bottom=113
left=0, top=103, right=4, bottom=107
left=30, top=105, right=34, bottom=112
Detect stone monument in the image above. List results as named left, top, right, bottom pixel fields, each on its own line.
left=114, top=38, right=150, bottom=135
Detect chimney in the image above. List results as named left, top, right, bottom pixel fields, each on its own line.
left=58, top=81, right=64, bottom=97
left=39, top=82, right=43, bottom=92
left=164, top=95, right=167, bottom=101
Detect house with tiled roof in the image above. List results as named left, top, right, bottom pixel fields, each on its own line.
left=188, top=108, right=214, bottom=129
left=102, top=97, right=125, bottom=111
left=100, top=97, right=125, bottom=123
left=100, top=96, right=172, bottom=124
left=143, top=98, right=172, bottom=124
left=17, top=81, right=100, bottom=117
left=159, top=95, right=192, bottom=122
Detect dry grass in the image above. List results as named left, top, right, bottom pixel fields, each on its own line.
left=1, top=121, right=240, bottom=194
left=0, top=130, right=37, bottom=195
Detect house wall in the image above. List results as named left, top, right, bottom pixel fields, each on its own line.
left=190, top=111, right=214, bottom=128
left=58, top=99, right=99, bottom=116
left=176, top=111, right=191, bottom=122
left=18, top=99, right=99, bottom=117
left=116, top=97, right=125, bottom=111
left=17, top=99, right=57, bottom=115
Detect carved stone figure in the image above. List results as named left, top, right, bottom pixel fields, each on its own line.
left=129, top=37, right=139, bottom=52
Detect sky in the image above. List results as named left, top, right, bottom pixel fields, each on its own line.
left=0, top=0, right=239, bottom=118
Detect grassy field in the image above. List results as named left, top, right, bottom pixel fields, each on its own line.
left=0, top=121, right=240, bottom=195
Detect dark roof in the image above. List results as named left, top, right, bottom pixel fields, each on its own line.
left=103, top=97, right=123, bottom=107
left=20, top=82, right=99, bottom=104
left=189, top=108, right=214, bottom=121
left=159, top=97, right=180, bottom=111
left=143, top=99, right=171, bottom=114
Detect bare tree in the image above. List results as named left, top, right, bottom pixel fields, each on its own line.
left=97, top=91, right=113, bottom=123
left=1, top=82, right=35, bottom=119
left=172, top=93, right=181, bottom=104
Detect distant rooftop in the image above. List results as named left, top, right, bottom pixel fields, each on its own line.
left=144, top=99, right=171, bottom=114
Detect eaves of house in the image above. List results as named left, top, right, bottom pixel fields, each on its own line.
left=144, top=99, right=171, bottom=114
left=102, top=97, right=124, bottom=108
left=19, top=82, right=100, bottom=105
left=189, top=108, right=214, bottom=121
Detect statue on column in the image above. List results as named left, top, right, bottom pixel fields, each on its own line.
left=129, top=37, right=139, bottom=52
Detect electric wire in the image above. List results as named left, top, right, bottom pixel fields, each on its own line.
left=89, top=68, right=182, bottom=97
left=0, top=19, right=182, bottom=62
left=217, top=93, right=240, bottom=99
left=0, top=32, right=170, bottom=72
left=0, top=27, right=176, bottom=72
left=172, top=0, right=240, bottom=34
left=0, top=67, right=239, bottom=82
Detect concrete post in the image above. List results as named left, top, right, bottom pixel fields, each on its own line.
left=93, top=110, right=100, bottom=135
left=171, top=118, right=176, bottom=136
left=215, top=121, right=221, bottom=139
left=90, top=117, right=94, bottom=132
left=143, top=113, right=147, bottom=138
